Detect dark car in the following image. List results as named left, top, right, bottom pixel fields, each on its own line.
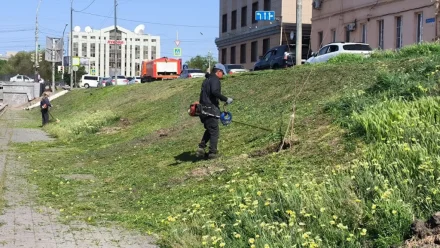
left=253, top=44, right=312, bottom=71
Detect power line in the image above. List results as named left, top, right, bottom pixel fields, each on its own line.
left=0, top=29, right=34, bottom=33
left=75, top=11, right=218, bottom=28
left=75, top=0, right=97, bottom=12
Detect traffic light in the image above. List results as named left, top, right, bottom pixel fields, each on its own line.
left=38, top=53, right=43, bottom=62
left=30, top=53, right=35, bottom=62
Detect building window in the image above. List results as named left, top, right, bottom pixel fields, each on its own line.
left=222, top=14, right=228, bottom=33
left=73, top=35, right=79, bottom=38
left=318, top=31, right=323, bottom=47
left=251, top=41, right=258, bottom=62
left=230, top=46, right=236, bottom=64
left=240, top=44, right=246, bottom=63
left=396, top=16, right=402, bottom=49
left=241, top=6, right=247, bottom=27
left=144, top=39, right=149, bottom=42
left=345, top=28, right=350, bottom=42
left=231, top=10, right=237, bottom=30
left=221, top=48, right=227, bottom=64
left=331, top=29, right=336, bottom=42
left=152, top=39, right=156, bottom=42
left=82, top=36, right=87, bottom=39
left=91, top=36, right=96, bottom=39
left=378, top=20, right=384, bottom=49
left=252, top=2, right=259, bottom=24
left=263, top=38, right=270, bottom=54
left=417, top=12, right=423, bottom=43
left=91, top=44, right=96, bottom=57
left=361, top=24, right=367, bottom=43
left=264, top=0, right=271, bottom=10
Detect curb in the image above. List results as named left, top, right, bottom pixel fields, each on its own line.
left=0, top=104, right=8, bottom=117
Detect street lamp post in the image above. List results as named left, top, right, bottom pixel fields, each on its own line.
left=61, top=24, right=68, bottom=82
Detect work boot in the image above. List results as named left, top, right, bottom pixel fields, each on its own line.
left=196, top=148, right=205, bottom=158
left=207, top=153, right=219, bottom=160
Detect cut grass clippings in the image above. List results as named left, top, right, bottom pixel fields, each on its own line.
left=11, top=42, right=440, bottom=247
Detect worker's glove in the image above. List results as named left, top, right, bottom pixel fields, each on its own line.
left=226, top=98, right=233, bottom=105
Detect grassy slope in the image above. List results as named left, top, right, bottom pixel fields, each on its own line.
left=14, top=43, right=440, bottom=247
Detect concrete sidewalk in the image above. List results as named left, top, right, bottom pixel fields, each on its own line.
left=0, top=109, right=158, bottom=248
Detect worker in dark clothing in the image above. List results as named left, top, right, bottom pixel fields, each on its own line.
left=40, top=92, right=52, bottom=126
left=196, top=63, right=233, bottom=159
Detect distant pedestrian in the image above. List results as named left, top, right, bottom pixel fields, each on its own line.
left=40, top=92, right=52, bottom=126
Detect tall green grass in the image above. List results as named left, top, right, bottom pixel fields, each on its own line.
left=45, top=110, right=119, bottom=141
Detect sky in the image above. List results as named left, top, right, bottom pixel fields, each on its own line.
left=0, top=0, right=220, bottom=61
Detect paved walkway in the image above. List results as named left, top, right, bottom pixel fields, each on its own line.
left=0, top=109, right=158, bottom=248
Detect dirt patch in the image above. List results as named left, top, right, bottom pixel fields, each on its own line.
left=97, top=118, right=131, bottom=135
left=404, top=212, right=440, bottom=247
left=60, top=174, right=96, bottom=181
left=249, top=138, right=299, bottom=158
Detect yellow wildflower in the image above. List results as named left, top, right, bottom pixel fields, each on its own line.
left=257, top=191, right=262, bottom=196
left=248, top=238, right=255, bottom=244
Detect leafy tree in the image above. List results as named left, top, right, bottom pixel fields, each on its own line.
left=185, top=53, right=217, bottom=73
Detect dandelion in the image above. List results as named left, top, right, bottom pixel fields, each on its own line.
left=257, top=191, right=262, bottom=196
left=361, top=229, right=367, bottom=236
left=220, top=243, right=225, bottom=247
left=302, top=232, right=311, bottom=239
left=264, top=244, right=270, bottom=248
left=392, top=210, right=397, bottom=215
left=248, top=238, right=255, bottom=244
left=251, top=245, right=256, bottom=248
left=371, top=204, right=377, bottom=210
left=320, top=208, right=326, bottom=213
left=234, top=233, right=241, bottom=238
left=264, top=201, right=270, bottom=206
left=330, top=220, right=335, bottom=225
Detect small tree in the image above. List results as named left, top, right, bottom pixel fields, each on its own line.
left=186, top=53, right=217, bottom=72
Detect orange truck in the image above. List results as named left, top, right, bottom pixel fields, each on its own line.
left=141, top=57, right=182, bottom=83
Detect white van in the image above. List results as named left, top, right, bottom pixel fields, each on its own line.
left=80, top=75, right=101, bottom=88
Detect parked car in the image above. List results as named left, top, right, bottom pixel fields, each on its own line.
left=224, top=64, right=249, bottom=74
left=253, top=44, right=311, bottom=71
left=128, top=77, right=141, bottom=84
left=79, top=75, right=101, bottom=88
left=9, top=74, right=33, bottom=82
left=100, top=77, right=113, bottom=87
left=111, top=75, right=129, bottom=86
left=306, top=42, right=373, bottom=64
left=179, top=69, right=205, bottom=79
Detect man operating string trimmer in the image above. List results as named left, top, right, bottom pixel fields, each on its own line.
left=196, top=63, right=233, bottom=159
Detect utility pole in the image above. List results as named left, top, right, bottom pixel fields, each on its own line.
left=70, top=0, right=74, bottom=87
left=35, top=0, right=43, bottom=83
left=208, top=51, right=211, bottom=72
left=51, top=39, right=55, bottom=91
left=114, top=0, right=118, bottom=76
left=296, top=0, right=303, bottom=66
left=61, top=24, right=68, bottom=82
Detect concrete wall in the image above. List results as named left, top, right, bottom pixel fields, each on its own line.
left=1, top=82, right=40, bottom=107
left=311, top=0, right=437, bottom=51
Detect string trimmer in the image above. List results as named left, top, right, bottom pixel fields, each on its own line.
left=49, top=111, right=60, bottom=123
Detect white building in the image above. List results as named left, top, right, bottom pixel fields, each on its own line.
left=69, top=25, right=161, bottom=77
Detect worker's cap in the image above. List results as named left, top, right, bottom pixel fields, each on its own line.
left=213, top=63, right=227, bottom=74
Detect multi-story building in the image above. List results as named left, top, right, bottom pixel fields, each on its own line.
left=69, top=25, right=161, bottom=77
left=215, top=0, right=313, bottom=69
left=311, top=0, right=440, bottom=52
